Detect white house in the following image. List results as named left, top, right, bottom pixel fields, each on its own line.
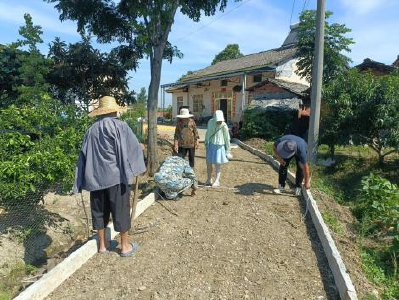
left=161, top=24, right=309, bottom=124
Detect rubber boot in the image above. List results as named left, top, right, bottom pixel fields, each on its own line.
left=212, top=164, right=221, bottom=188
left=206, top=163, right=213, bottom=186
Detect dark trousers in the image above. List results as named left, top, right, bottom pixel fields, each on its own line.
left=278, top=155, right=304, bottom=188
left=90, top=183, right=131, bottom=232
left=178, top=147, right=195, bottom=168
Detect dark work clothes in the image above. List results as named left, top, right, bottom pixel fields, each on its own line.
left=178, top=147, right=195, bottom=168
left=288, top=116, right=309, bottom=142
left=275, top=134, right=308, bottom=188
left=278, top=156, right=304, bottom=188
left=90, top=183, right=131, bottom=232
left=73, top=117, right=146, bottom=193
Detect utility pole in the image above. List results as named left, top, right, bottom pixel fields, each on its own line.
left=308, top=0, right=326, bottom=164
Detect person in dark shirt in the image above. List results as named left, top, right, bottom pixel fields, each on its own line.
left=287, top=98, right=311, bottom=142
left=273, top=135, right=311, bottom=196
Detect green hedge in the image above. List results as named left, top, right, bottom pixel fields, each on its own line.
left=241, top=107, right=296, bottom=140
left=0, top=96, right=91, bottom=208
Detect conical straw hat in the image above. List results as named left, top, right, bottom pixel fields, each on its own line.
left=88, top=96, right=127, bottom=118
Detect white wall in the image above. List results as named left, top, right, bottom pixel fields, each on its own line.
left=275, top=58, right=310, bottom=86
left=170, top=69, right=300, bottom=122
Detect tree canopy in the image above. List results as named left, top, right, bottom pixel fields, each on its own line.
left=322, top=69, right=399, bottom=164
left=295, top=10, right=354, bottom=84
left=47, top=36, right=135, bottom=111
left=211, top=44, right=244, bottom=65
left=46, top=0, right=239, bottom=175
left=0, top=15, right=91, bottom=208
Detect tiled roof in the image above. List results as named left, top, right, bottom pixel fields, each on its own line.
left=180, top=46, right=297, bottom=81
left=355, top=58, right=395, bottom=74
left=246, top=78, right=309, bottom=95
left=281, top=23, right=300, bottom=48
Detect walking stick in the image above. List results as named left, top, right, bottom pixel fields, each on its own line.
left=130, top=176, right=140, bottom=230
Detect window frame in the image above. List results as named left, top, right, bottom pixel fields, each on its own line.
left=177, top=96, right=184, bottom=113
left=253, top=74, right=262, bottom=83
left=192, top=94, right=203, bottom=114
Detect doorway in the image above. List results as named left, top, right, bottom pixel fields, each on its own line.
left=219, top=99, right=228, bottom=121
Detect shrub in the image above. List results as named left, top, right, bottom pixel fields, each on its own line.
left=241, top=107, right=296, bottom=140
left=0, top=96, right=90, bottom=208
left=359, top=173, right=399, bottom=269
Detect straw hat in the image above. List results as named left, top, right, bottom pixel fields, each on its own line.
left=88, top=96, right=127, bottom=118
left=176, top=108, right=193, bottom=118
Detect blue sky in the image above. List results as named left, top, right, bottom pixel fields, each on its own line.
left=1, top=0, right=398, bottom=106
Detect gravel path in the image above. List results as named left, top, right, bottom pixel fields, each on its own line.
left=46, top=145, right=339, bottom=300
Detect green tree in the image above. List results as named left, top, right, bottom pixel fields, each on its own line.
left=211, top=43, right=244, bottom=65
left=0, top=14, right=51, bottom=107
left=47, top=0, right=238, bottom=175
left=323, top=69, right=399, bottom=164
left=17, top=14, right=43, bottom=52
left=0, top=44, right=24, bottom=107
left=178, top=70, right=194, bottom=81
left=295, top=10, right=354, bottom=84
left=137, top=87, right=147, bottom=105
left=47, top=36, right=135, bottom=111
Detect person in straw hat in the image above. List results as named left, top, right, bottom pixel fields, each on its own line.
left=173, top=108, right=200, bottom=168
left=74, top=96, right=146, bottom=257
left=204, top=110, right=232, bottom=188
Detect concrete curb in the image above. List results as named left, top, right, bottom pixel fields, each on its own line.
left=15, top=192, right=157, bottom=300
left=232, top=139, right=358, bottom=300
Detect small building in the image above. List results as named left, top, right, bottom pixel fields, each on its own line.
left=355, top=58, right=397, bottom=76
left=246, top=78, right=309, bottom=110
left=161, top=24, right=309, bottom=124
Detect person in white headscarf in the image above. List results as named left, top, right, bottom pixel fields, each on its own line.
left=204, top=110, right=232, bottom=188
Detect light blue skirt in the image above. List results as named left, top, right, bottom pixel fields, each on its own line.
left=206, top=143, right=228, bottom=164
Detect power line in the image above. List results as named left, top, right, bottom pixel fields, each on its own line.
left=173, top=0, right=252, bottom=43
left=289, top=0, right=296, bottom=26
left=302, top=0, right=311, bottom=12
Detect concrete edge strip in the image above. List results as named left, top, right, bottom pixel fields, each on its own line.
left=15, top=192, right=158, bottom=300
left=232, top=139, right=358, bottom=300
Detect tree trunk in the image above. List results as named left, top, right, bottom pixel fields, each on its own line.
left=328, top=143, right=335, bottom=159
left=147, top=45, right=164, bottom=176
left=378, top=151, right=385, bottom=166
left=145, top=4, right=178, bottom=176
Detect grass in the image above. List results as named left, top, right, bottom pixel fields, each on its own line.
left=0, top=262, right=38, bottom=300
left=261, top=141, right=399, bottom=299
left=322, top=211, right=343, bottom=234
left=361, top=248, right=399, bottom=300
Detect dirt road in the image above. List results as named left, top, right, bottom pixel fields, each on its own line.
left=46, top=145, right=339, bottom=300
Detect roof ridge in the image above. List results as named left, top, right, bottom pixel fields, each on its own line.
left=212, top=45, right=297, bottom=66
left=180, top=45, right=298, bottom=81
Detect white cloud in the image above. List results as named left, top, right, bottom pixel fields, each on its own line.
left=0, top=2, right=79, bottom=37
left=339, top=0, right=393, bottom=15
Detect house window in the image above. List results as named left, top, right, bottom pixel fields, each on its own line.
left=221, top=79, right=228, bottom=86
left=192, top=94, right=203, bottom=113
left=177, top=96, right=184, bottom=112
left=253, top=74, right=262, bottom=82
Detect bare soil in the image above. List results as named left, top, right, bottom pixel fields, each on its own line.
left=0, top=142, right=172, bottom=299
left=314, top=190, right=378, bottom=299
left=46, top=144, right=339, bottom=300
left=240, top=138, right=378, bottom=299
